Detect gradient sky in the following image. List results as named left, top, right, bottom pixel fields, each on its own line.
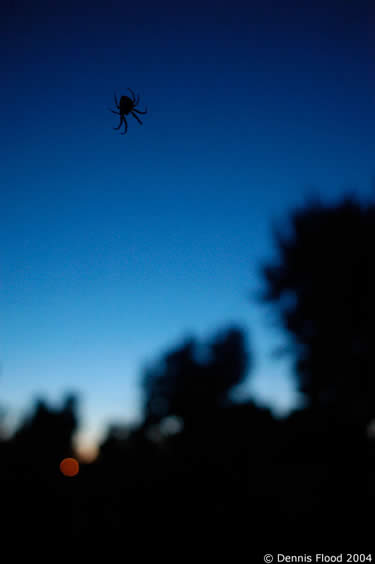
left=1, top=0, right=374, bottom=456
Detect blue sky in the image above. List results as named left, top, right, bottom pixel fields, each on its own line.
left=1, top=0, right=374, bottom=456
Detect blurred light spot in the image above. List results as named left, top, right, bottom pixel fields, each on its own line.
left=60, top=457, right=79, bottom=477
left=367, top=420, right=375, bottom=439
left=76, top=445, right=99, bottom=464
left=160, top=415, right=183, bottom=436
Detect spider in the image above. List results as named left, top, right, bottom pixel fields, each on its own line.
left=110, top=89, right=148, bottom=135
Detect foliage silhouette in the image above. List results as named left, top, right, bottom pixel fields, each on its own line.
left=1, top=393, right=80, bottom=545
left=261, top=195, right=375, bottom=427
left=13, top=392, right=79, bottom=465
left=142, top=325, right=249, bottom=429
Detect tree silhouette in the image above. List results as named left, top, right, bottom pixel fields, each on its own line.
left=142, top=325, right=249, bottom=429
left=13, top=392, right=79, bottom=465
left=261, top=195, right=375, bottom=427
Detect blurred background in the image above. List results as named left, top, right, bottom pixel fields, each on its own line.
left=1, top=0, right=374, bottom=553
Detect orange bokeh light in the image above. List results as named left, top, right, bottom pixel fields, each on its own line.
left=60, top=457, right=79, bottom=477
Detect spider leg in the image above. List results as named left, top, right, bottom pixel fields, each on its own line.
left=135, top=94, right=140, bottom=106
left=113, top=116, right=123, bottom=130
left=131, top=111, right=143, bottom=125
left=121, top=117, right=128, bottom=135
left=133, top=107, right=147, bottom=115
left=109, top=109, right=121, bottom=115
left=128, top=88, right=136, bottom=102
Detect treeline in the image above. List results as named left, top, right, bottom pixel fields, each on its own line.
left=1, top=193, right=375, bottom=553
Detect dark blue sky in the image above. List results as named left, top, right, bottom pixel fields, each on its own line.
left=1, top=0, right=374, bottom=457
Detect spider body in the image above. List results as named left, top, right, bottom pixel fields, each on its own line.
left=110, top=89, right=147, bottom=135
left=118, top=96, right=134, bottom=115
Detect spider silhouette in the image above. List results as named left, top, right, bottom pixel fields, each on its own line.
left=110, top=89, right=148, bottom=135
